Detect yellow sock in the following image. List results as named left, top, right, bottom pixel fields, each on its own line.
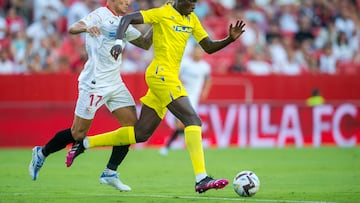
left=184, top=125, right=206, bottom=176
left=88, top=126, right=136, bottom=148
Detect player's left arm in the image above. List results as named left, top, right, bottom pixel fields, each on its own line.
left=129, top=26, right=153, bottom=50
left=199, top=20, right=245, bottom=54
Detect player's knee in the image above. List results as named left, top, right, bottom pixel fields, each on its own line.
left=135, top=133, right=151, bottom=143
left=134, top=128, right=153, bottom=143
left=193, top=117, right=202, bottom=126
left=182, top=116, right=202, bottom=126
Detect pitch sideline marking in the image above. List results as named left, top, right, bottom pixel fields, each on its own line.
left=4, top=192, right=336, bottom=203
left=88, top=193, right=336, bottom=203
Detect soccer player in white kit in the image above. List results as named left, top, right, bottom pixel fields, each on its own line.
left=28, top=0, right=153, bottom=191
left=159, top=44, right=211, bottom=155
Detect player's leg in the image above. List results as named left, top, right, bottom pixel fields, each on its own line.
left=80, top=103, right=162, bottom=148
left=65, top=116, right=93, bottom=167
left=167, top=96, right=204, bottom=174
left=133, top=104, right=162, bottom=142
left=42, top=129, right=75, bottom=157
left=29, top=115, right=92, bottom=180
left=71, top=115, right=94, bottom=141
left=167, top=96, right=228, bottom=193
left=99, top=105, right=137, bottom=191
left=30, top=83, right=97, bottom=179
left=66, top=104, right=162, bottom=168
left=81, top=83, right=163, bottom=148
left=66, top=84, right=105, bottom=167
left=29, top=128, right=75, bottom=181
left=99, top=146, right=131, bottom=191
left=66, top=125, right=136, bottom=166
left=107, top=105, right=137, bottom=170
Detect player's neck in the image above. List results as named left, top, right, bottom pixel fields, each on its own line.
left=106, top=5, right=125, bottom=16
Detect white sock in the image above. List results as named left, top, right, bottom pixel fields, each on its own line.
left=83, top=137, right=89, bottom=149
left=196, top=173, right=208, bottom=183
left=104, top=168, right=117, bottom=175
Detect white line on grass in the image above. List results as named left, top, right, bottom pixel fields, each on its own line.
left=88, top=193, right=336, bottom=203
left=5, top=192, right=337, bottom=203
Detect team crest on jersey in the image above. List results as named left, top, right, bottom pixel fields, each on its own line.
left=173, top=26, right=192, bottom=33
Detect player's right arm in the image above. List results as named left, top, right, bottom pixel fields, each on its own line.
left=111, top=2, right=167, bottom=59
left=68, top=21, right=101, bottom=37
left=111, top=12, right=144, bottom=60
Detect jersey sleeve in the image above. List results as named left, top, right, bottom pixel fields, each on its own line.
left=191, top=14, right=208, bottom=43
left=125, top=25, right=141, bottom=42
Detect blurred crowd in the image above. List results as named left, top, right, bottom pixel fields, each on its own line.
left=0, top=0, right=360, bottom=75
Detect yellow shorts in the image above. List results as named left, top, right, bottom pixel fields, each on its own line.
left=140, top=66, right=187, bottom=119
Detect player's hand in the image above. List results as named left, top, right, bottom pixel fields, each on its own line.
left=86, top=26, right=101, bottom=37
left=110, top=45, right=123, bottom=60
left=229, top=20, right=246, bottom=42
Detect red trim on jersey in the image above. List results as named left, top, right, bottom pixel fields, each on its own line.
left=106, top=5, right=118, bottom=16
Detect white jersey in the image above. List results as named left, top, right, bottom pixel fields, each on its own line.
left=78, top=7, right=141, bottom=88
left=180, top=57, right=210, bottom=109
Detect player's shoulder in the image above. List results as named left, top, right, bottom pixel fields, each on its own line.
left=143, top=3, right=169, bottom=14
left=189, top=12, right=201, bottom=22
left=89, top=6, right=111, bottom=17
left=159, top=3, right=172, bottom=10
left=89, top=7, right=113, bottom=20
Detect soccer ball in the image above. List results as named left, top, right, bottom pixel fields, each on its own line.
left=233, top=170, right=260, bottom=197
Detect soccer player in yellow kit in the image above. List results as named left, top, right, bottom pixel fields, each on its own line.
left=67, top=0, right=245, bottom=193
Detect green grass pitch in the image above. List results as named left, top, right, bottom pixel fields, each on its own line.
left=0, top=147, right=359, bottom=203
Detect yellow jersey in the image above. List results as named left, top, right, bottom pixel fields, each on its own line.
left=140, top=4, right=208, bottom=77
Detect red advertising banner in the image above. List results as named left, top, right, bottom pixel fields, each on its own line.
left=191, top=103, right=360, bottom=148
left=0, top=103, right=359, bottom=147
left=1, top=74, right=359, bottom=147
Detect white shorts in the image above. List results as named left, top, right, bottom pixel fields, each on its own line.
left=75, top=82, right=135, bottom=120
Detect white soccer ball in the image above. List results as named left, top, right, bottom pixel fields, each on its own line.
left=233, top=170, right=260, bottom=197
